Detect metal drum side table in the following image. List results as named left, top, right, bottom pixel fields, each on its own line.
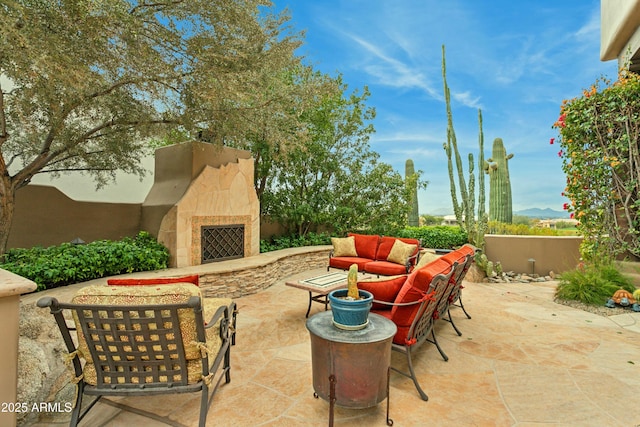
left=306, top=311, right=397, bottom=426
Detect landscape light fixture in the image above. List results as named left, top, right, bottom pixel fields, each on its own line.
left=528, top=258, right=536, bottom=275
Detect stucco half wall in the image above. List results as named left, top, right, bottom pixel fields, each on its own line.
left=484, top=235, right=582, bottom=275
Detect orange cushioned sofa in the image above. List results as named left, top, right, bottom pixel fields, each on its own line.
left=328, top=233, right=421, bottom=276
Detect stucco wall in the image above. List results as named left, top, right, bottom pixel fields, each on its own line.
left=9, top=185, right=140, bottom=249
left=140, top=142, right=253, bottom=239
left=484, top=235, right=582, bottom=275
left=600, top=0, right=640, bottom=66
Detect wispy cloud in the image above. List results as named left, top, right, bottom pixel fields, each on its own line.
left=452, top=91, right=482, bottom=109
left=347, top=33, right=441, bottom=99
left=283, top=0, right=615, bottom=212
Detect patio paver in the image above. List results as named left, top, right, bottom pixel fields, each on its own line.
left=21, top=267, right=640, bottom=426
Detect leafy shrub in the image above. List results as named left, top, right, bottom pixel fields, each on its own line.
left=487, top=221, right=562, bottom=236
left=1, top=231, right=169, bottom=291
left=260, top=227, right=468, bottom=253
left=553, top=72, right=640, bottom=260
left=260, top=232, right=332, bottom=253
left=555, top=261, right=635, bottom=305
left=397, top=226, right=468, bottom=250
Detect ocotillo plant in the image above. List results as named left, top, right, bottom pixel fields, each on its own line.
left=406, top=159, right=420, bottom=227
left=441, top=45, right=487, bottom=249
left=484, top=138, right=514, bottom=223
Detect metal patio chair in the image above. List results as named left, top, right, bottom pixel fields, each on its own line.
left=38, top=283, right=236, bottom=427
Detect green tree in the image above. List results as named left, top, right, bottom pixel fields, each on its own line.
left=225, top=65, right=340, bottom=204
left=260, top=74, right=423, bottom=236
left=553, top=71, right=640, bottom=261
left=420, top=214, right=444, bottom=226
left=0, top=0, right=302, bottom=254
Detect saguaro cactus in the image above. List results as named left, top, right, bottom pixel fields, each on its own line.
left=484, top=138, right=514, bottom=223
left=442, top=45, right=487, bottom=249
left=406, top=159, right=420, bottom=227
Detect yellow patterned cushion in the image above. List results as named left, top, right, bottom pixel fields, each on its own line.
left=331, top=236, right=358, bottom=257
left=415, top=250, right=442, bottom=269
left=72, top=283, right=207, bottom=363
left=81, top=295, right=232, bottom=386
left=386, top=239, right=418, bottom=265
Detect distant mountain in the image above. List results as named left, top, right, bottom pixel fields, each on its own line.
left=514, top=208, right=570, bottom=219
left=424, top=207, right=570, bottom=219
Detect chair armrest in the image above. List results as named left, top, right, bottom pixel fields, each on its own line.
left=203, top=300, right=237, bottom=345
left=405, top=252, right=420, bottom=273
left=372, top=297, right=427, bottom=308
left=37, top=296, right=56, bottom=309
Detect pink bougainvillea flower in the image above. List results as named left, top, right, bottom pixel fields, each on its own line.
left=555, top=114, right=566, bottom=128
left=558, top=150, right=563, bottom=157
left=550, top=137, right=555, bottom=144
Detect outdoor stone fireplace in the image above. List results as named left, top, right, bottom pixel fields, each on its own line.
left=141, top=142, right=260, bottom=268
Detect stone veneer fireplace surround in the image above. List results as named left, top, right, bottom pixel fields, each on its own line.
left=146, top=142, right=260, bottom=268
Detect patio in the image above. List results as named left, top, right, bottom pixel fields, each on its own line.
left=21, top=266, right=640, bottom=427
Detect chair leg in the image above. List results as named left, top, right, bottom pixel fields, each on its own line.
left=458, top=295, right=472, bottom=319
left=404, top=346, right=428, bottom=401
left=69, top=382, right=84, bottom=427
left=430, top=329, right=449, bottom=362
left=446, top=308, right=463, bottom=336
left=199, top=383, right=209, bottom=427
left=391, top=347, right=428, bottom=401
left=224, top=339, right=232, bottom=384
left=231, top=307, right=238, bottom=345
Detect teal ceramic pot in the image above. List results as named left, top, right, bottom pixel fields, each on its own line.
left=328, top=289, right=373, bottom=330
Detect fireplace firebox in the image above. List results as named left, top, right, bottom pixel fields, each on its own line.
left=201, top=224, right=245, bottom=263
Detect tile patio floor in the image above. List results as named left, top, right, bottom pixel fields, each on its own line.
left=23, top=267, right=640, bottom=427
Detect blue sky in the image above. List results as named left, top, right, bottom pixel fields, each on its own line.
left=35, top=1, right=617, bottom=214
left=279, top=0, right=618, bottom=214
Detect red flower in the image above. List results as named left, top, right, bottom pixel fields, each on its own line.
left=550, top=137, right=555, bottom=144
left=570, top=213, right=575, bottom=219
left=563, top=203, right=569, bottom=210
left=558, top=150, right=563, bottom=157
left=557, top=114, right=566, bottom=128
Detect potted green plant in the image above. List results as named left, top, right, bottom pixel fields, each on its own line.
left=328, top=264, right=373, bottom=330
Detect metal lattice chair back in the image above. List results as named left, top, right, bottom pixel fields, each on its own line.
left=38, top=286, right=236, bottom=427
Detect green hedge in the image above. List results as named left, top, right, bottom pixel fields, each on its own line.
left=1, top=231, right=169, bottom=291
left=397, top=226, right=468, bottom=250
left=260, top=232, right=332, bottom=253
left=259, top=227, right=468, bottom=253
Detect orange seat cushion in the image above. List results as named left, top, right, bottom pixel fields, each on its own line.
left=358, top=276, right=407, bottom=310
left=440, top=251, right=465, bottom=267
left=388, top=258, right=452, bottom=344
left=364, top=260, right=410, bottom=276
left=329, top=256, right=371, bottom=271
left=107, top=275, right=200, bottom=287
